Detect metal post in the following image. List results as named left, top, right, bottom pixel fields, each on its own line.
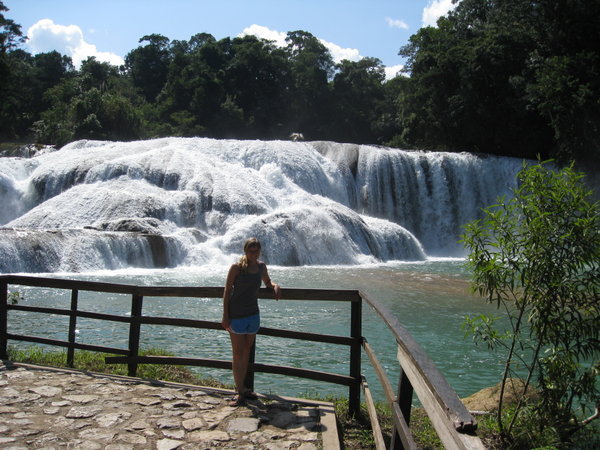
left=67, top=289, right=79, bottom=367
left=0, top=282, right=7, bottom=360
left=128, top=293, right=144, bottom=377
left=349, top=297, right=362, bottom=418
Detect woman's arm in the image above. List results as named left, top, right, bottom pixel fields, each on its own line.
left=221, top=263, right=239, bottom=330
left=262, top=265, right=281, bottom=300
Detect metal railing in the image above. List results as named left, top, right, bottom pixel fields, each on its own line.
left=1, top=275, right=484, bottom=449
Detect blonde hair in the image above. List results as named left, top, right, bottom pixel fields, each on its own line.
left=238, top=237, right=261, bottom=272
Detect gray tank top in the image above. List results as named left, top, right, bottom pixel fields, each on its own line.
left=229, top=263, right=264, bottom=319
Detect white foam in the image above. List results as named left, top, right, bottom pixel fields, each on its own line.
left=0, top=138, right=524, bottom=272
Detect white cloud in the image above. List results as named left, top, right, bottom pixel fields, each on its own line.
left=239, top=24, right=288, bottom=47
left=322, top=39, right=361, bottom=63
left=27, top=19, right=124, bottom=68
left=385, top=17, right=409, bottom=30
left=239, top=24, right=361, bottom=63
left=422, top=0, right=459, bottom=27
left=384, top=64, right=405, bottom=80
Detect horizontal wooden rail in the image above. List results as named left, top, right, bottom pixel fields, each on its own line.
left=0, top=275, right=361, bottom=301
left=140, top=316, right=223, bottom=330
left=8, top=304, right=132, bottom=323
left=258, top=326, right=355, bottom=346
left=105, top=355, right=355, bottom=386
left=6, top=332, right=129, bottom=355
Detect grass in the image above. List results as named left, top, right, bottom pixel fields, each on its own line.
left=6, top=345, right=231, bottom=389
left=302, top=390, right=443, bottom=449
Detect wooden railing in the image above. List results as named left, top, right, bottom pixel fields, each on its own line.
left=0, top=275, right=484, bottom=449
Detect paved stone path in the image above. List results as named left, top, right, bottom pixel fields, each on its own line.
left=0, top=362, right=340, bottom=449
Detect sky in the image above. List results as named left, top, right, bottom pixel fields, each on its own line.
left=5, top=0, right=458, bottom=80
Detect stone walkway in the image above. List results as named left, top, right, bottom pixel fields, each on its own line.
left=0, top=362, right=340, bottom=449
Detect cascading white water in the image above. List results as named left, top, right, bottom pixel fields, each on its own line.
left=0, top=138, right=523, bottom=273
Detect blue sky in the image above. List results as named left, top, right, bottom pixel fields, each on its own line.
left=6, top=0, right=458, bottom=79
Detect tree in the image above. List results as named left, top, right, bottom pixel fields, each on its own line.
left=285, top=30, right=334, bottom=138
left=79, top=56, right=118, bottom=91
left=34, top=58, right=141, bottom=145
left=33, top=76, right=78, bottom=145
left=398, top=0, right=554, bottom=157
left=0, top=0, right=25, bottom=54
left=0, top=49, right=35, bottom=138
left=525, top=0, right=600, bottom=165
left=462, top=161, right=599, bottom=446
left=0, top=1, right=28, bottom=138
left=331, top=57, right=386, bottom=143
left=224, top=35, right=291, bottom=138
left=125, top=34, right=171, bottom=102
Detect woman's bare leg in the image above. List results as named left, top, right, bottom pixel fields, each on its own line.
left=229, top=332, right=256, bottom=396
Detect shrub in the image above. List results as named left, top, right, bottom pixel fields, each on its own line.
left=462, top=160, right=599, bottom=445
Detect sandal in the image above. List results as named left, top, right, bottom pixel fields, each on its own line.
left=228, top=394, right=245, bottom=407
left=243, top=390, right=258, bottom=400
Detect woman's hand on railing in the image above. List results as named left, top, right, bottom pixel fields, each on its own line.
left=272, top=283, right=281, bottom=301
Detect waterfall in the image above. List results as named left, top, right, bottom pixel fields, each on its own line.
left=0, top=138, right=523, bottom=273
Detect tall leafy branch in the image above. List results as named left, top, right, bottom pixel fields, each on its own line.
left=462, top=161, right=599, bottom=445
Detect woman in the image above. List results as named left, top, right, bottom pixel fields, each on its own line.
left=221, top=237, right=281, bottom=406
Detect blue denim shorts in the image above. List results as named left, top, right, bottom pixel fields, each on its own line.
left=229, top=313, right=260, bottom=334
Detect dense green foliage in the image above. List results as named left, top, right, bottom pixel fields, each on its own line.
left=1, top=1, right=599, bottom=164
left=462, top=161, right=599, bottom=446
left=399, top=0, right=600, bottom=165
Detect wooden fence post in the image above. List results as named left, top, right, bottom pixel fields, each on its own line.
left=0, top=281, right=7, bottom=360
left=349, top=297, right=362, bottom=418
left=67, top=289, right=79, bottom=367
left=398, top=369, right=414, bottom=425
left=244, top=340, right=256, bottom=392
left=128, top=293, right=144, bottom=377
left=390, top=369, right=415, bottom=449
